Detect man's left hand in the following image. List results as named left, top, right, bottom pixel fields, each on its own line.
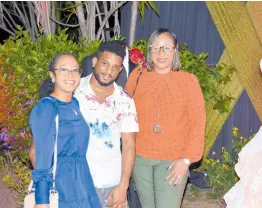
left=105, top=185, right=127, bottom=208
left=165, top=158, right=189, bottom=187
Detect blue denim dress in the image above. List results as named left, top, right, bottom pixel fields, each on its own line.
left=30, top=96, right=101, bottom=208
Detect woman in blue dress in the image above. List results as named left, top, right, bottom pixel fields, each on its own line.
left=29, top=53, right=101, bottom=208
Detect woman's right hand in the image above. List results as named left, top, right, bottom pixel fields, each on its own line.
left=34, top=204, right=50, bottom=208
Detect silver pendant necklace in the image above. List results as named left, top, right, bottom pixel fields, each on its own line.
left=153, top=90, right=162, bottom=134
left=153, top=123, right=162, bottom=134
left=152, top=70, right=173, bottom=134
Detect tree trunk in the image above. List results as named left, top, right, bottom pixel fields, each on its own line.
left=86, top=2, right=96, bottom=40
left=55, top=1, right=61, bottom=33
left=0, top=2, right=38, bottom=38
left=113, top=1, right=120, bottom=38
left=51, top=1, right=56, bottom=34
left=34, top=1, right=52, bottom=35
left=96, top=1, right=125, bottom=40
left=75, top=2, right=88, bottom=37
left=27, top=2, right=38, bottom=40
left=103, top=1, right=110, bottom=40
left=129, top=1, right=138, bottom=46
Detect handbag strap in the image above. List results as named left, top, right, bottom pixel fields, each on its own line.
left=28, top=96, right=59, bottom=192
left=52, top=114, right=58, bottom=189
left=132, top=71, right=143, bottom=97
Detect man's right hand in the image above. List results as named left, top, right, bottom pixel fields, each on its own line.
left=105, top=185, right=127, bottom=208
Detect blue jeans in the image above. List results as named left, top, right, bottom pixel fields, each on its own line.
left=96, top=186, right=115, bottom=208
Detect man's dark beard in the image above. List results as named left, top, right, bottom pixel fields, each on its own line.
left=93, top=71, right=115, bottom=87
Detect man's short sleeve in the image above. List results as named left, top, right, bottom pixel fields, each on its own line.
left=120, top=98, right=139, bottom=133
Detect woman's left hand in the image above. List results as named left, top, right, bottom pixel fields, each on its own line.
left=165, top=158, right=189, bottom=187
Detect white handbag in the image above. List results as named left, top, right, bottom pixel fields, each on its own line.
left=24, top=101, right=59, bottom=208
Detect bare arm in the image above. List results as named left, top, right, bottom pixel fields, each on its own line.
left=29, top=139, right=36, bottom=169
left=119, top=132, right=136, bottom=189
left=106, top=132, right=136, bottom=207
left=106, top=95, right=138, bottom=207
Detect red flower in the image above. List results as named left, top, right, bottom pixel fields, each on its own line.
left=116, top=113, right=121, bottom=121
left=129, top=48, right=146, bottom=66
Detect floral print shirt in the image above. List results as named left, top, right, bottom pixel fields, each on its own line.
left=74, top=74, right=139, bottom=188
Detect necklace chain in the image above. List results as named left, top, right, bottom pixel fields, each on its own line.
left=152, top=75, right=173, bottom=134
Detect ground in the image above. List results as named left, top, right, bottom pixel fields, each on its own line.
left=182, top=184, right=223, bottom=208
left=0, top=170, right=17, bottom=208
left=0, top=170, right=222, bottom=208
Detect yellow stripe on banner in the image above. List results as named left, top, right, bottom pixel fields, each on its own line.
left=203, top=2, right=262, bottom=158
left=206, top=2, right=262, bottom=121
left=247, top=2, right=262, bottom=44
left=204, top=50, right=243, bottom=158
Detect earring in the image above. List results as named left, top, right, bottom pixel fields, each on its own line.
left=174, top=49, right=180, bottom=70
left=52, top=79, right=55, bottom=83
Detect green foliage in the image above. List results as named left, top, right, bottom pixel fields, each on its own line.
left=132, top=39, right=148, bottom=57
left=0, top=29, right=102, bottom=200
left=179, top=44, right=235, bottom=114
left=109, top=35, right=126, bottom=42
left=132, top=41, right=235, bottom=114
left=190, top=184, right=200, bottom=197
left=0, top=28, right=101, bottom=137
left=198, top=127, right=254, bottom=199
left=138, top=1, right=159, bottom=25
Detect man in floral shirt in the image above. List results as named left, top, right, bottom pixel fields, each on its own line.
left=74, top=40, right=139, bottom=208
left=29, top=41, right=139, bottom=207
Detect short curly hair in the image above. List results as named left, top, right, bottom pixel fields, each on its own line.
left=97, top=40, right=127, bottom=59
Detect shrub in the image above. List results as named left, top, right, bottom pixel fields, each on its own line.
left=198, top=127, right=254, bottom=199
left=0, top=28, right=102, bottom=201
left=0, top=28, right=102, bottom=150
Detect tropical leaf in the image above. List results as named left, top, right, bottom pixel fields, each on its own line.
left=147, top=1, right=159, bottom=15
left=138, top=1, right=159, bottom=25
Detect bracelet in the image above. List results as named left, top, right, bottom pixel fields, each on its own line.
left=182, top=158, right=191, bottom=165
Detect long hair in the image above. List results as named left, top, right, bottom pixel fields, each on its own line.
left=146, top=28, right=181, bottom=71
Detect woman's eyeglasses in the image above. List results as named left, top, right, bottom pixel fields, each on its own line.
left=149, top=44, right=175, bottom=54
left=54, top=68, right=83, bottom=77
